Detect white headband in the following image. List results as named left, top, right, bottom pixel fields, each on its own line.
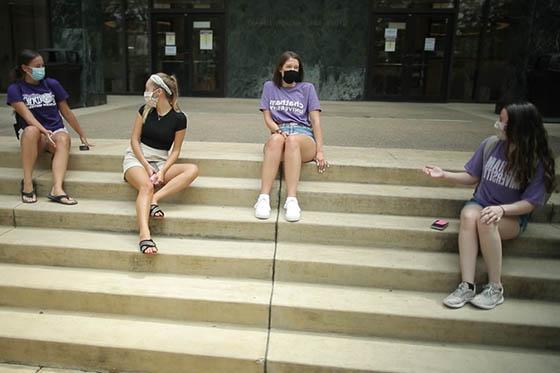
left=149, top=74, right=172, bottom=95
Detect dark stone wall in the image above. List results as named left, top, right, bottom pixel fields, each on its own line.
left=51, top=0, right=106, bottom=107
left=225, top=0, right=369, bottom=100
left=497, top=0, right=560, bottom=109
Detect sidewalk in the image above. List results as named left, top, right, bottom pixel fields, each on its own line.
left=1, top=95, right=559, bottom=153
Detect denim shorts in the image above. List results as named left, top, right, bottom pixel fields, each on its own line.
left=279, top=122, right=315, bottom=142
left=465, top=198, right=529, bottom=233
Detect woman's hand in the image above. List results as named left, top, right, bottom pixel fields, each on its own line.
left=423, top=165, right=444, bottom=178
left=44, top=130, right=56, bottom=147
left=80, top=136, right=94, bottom=147
left=314, top=151, right=329, bottom=173
left=480, top=205, right=504, bottom=224
left=154, top=170, right=165, bottom=186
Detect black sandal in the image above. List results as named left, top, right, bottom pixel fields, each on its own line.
left=21, top=179, right=37, bottom=203
left=150, top=203, right=165, bottom=219
left=47, top=193, right=78, bottom=205
left=139, top=239, right=158, bottom=255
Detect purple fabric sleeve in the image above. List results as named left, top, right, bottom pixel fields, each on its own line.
left=46, top=78, right=69, bottom=102
left=464, top=140, right=486, bottom=177
left=521, top=163, right=546, bottom=206
left=307, top=83, right=321, bottom=112
left=6, top=83, right=23, bottom=104
left=259, top=81, right=272, bottom=111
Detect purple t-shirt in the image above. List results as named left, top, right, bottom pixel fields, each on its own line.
left=259, top=81, right=321, bottom=127
left=6, top=78, right=69, bottom=131
left=465, top=138, right=546, bottom=207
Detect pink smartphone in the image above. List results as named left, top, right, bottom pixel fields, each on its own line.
left=431, top=219, right=449, bottom=230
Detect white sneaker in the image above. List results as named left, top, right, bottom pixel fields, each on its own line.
left=443, top=282, right=476, bottom=308
left=284, top=197, right=301, bottom=222
left=471, top=282, right=504, bottom=310
left=254, top=194, right=271, bottom=219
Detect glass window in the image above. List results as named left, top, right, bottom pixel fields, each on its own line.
left=1, top=0, right=50, bottom=91
left=102, top=0, right=149, bottom=93
left=102, top=0, right=126, bottom=92
left=153, top=0, right=225, bottom=10
left=373, top=0, right=455, bottom=9
left=125, top=0, right=149, bottom=92
left=449, top=0, right=484, bottom=100
left=476, top=0, right=512, bottom=101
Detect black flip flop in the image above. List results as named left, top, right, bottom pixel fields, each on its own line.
left=150, top=203, right=165, bottom=219
left=139, top=239, right=158, bottom=255
left=21, top=179, right=37, bottom=203
left=47, top=193, right=78, bottom=205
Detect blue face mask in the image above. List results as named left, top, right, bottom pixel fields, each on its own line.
left=28, top=66, right=45, bottom=81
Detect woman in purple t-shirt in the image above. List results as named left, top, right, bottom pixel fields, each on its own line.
left=7, top=49, right=92, bottom=205
left=254, top=51, right=328, bottom=222
left=423, top=102, right=556, bottom=310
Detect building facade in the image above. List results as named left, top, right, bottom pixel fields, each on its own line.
left=1, top=0, right=558, bottom=107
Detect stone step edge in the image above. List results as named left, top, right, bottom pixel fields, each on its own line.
left=0, top=306, right=267, bottom=373
left=1, top=226, right=558, bottom=299
left=266, top=329, right=560, bottom=373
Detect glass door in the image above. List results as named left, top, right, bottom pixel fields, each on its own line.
left=368, top=12, right=453, bottom=100
left=188, top=14, right=224, bottom=96
left=151, top=12, right=224, bottom=96
left=151, top=14, right=188, bottom=93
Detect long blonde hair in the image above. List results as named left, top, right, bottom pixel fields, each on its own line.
left=142, top=72, right=181, bottom=123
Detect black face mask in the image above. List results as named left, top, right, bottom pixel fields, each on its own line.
left=282, top=70, right=300, bottom=84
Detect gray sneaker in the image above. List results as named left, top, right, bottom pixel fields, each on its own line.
left=471, top=282, right=504, bottom=310
left=443, top=282, right=476, bottom=308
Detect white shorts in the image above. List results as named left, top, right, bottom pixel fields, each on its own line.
left=18, top=126, right=69, bottom=141
left=122, top=143, right=169, bottom=176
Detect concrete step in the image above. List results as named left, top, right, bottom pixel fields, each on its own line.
left=2, top=167, right=556, bottom=222
left=274, top=242, right=560, bottom=301
left=0, top=167, right=278, bottom=208
left=0, top=138, right=266, bottom=178
left=8, top=136, right=553, bottom=186
left=292, top=179, right=558, bottom=223
left=267, top=330, right=560, bottom=373
left=277, top=209, right=560, bottom=258
left=0, top=226, right=273, bottom=280
left=0, top=263, right=270, bottom=327
left=4, top=193, right=558, bottom=258
left=270, top=282, right=560, bottom=350
left=0, top=307, right=267, bottom=373
left=3, top=195, right=276, bottom=241
left=0, top=363, right=98, bottom=372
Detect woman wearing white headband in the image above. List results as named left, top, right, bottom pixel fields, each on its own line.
left=122, top=72, right=198, bottom=255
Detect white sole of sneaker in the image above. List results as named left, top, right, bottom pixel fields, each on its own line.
left=285, top=215, right=300, bottom=222
left=443, top=299, right=471, bottom=309
left=255, top=213, right=271, bottom=219
left=470, top=296, right=504, bottom=310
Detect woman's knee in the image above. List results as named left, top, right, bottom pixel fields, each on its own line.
left=476, top=219, right=498, bottom=233
left=183, top=164, right=199, bottom=179
left=54, top=133, right=71, bottom=148
left=21, top=126, right=41, bottom=141
left=284, top=136, right=301, bottom=152
left=265, top=135, right=285, bottom=152
left=460, top=207, right=481, bottom=225
left=139, top=181, right=154, bottom=195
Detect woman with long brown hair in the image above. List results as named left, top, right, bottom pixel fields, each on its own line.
left=254, top=51, right=328, bottom=222
left=424, top=102, right=556, bottom=309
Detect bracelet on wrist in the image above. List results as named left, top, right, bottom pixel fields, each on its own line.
left=271, top=128, right=282, bottom=135
left=498, top=205, right=506, bottom=216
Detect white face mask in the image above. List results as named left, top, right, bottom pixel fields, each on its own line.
left=494, top=120, right=507, bottom=140
left=143, top=91, right=158, bottom=108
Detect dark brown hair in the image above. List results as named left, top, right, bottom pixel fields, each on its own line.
left=272, top=51, right=304, bottom=87
left=10, top=49, right=41, bottom=81
left=503, top=102, right=556, bottom=193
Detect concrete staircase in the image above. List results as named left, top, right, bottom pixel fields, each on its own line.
left=0, top=136, right=559, bottom=373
